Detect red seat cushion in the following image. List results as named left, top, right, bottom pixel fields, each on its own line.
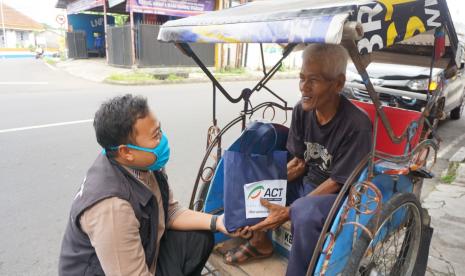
left=350, top=100, right=423, bottom=156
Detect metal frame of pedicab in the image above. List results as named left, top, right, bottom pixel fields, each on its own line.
left=158, top=0, right=463, bottom=274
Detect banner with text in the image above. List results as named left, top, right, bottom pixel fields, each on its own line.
left=67, top=0, right=104, bottom=14
left=127, top=0, right=215, bottom=17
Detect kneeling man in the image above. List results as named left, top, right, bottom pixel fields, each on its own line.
left=59, top=95, right=229, bottom=276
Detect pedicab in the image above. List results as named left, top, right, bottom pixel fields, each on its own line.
left=158, top=0, right=464, bottom=275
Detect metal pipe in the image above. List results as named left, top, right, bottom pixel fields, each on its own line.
left=368, top=110, right=379, bottom=178
left=129, top=8, right=136, bottom=67
left=103, top=0, right=109, bottom=63
left=0, top=0, right=7, bottom=48
left=260, top=43, right=267, bottom=75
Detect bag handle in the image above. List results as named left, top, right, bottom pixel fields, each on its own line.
left=239, top=123, right=277, bottom=155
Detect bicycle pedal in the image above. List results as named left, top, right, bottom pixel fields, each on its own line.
left=409, top=168, right=434, bottom=178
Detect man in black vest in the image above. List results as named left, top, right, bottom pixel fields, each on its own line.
left=59, top=94, right=228, bottom=276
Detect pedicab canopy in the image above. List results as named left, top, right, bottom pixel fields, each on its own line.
left=158, top=0, right=457, bottom=56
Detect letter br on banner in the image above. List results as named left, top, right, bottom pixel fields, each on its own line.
left=355, top=0, right=442, bottom=54
left=127, top=0, right=215, bottom=17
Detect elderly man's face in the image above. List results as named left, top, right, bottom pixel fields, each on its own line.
left=299, top=59, right=342, bottom=112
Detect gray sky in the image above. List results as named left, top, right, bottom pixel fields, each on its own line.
left=1, top=0, right=464, bottom=31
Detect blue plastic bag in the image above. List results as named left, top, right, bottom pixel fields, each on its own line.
left=223, top=122, right=287, bottom=233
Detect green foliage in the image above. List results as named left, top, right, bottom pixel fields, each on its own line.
left=106, top=71, right=186, bottom=83
left=441, top=162, right=459, bottom=184
left=216, top=66, right=246, bottom=74
left=107, top=71, right=155, bottom=82
left=114, top=15, right=129, bottom=27
left=166, top=74, right=183, bottom=81
left=441, top=174, right=456, bottom=184
left=44, top=57, right=57, bottom=66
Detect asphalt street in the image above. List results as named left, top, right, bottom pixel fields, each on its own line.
left=0, top=59, right=464, bottom=275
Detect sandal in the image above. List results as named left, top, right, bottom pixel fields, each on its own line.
left=223, top=240, right=273, bottom=264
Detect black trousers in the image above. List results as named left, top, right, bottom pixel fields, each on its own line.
left=156, top=230, right=214, bottom=276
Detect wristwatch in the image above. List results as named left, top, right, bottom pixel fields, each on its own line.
left=210, top=215, right=219, bottom=233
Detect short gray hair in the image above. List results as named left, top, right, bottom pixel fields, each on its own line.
left=302, top=44, right=349, bottom=79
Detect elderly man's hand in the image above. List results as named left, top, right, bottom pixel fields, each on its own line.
left=250, top=199, right=290, bottom=231
left=217, top=216, right=254, bottom=238
left=230, top=226, right=254, bottom=239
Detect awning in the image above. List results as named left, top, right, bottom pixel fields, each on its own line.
left=127, top=0, right=215, bottom=17
left=158, top=0, right=447, bottom=53
left=158, top=0, right=360, bottom=44
left=66, top=0, right=104, bottom=14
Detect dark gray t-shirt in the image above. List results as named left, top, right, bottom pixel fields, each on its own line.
left=287, top=95, right=372, bottom=186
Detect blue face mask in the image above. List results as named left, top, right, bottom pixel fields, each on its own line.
left=122, top=133, right=170, bottom=171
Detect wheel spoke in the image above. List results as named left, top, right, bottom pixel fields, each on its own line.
left=354, top=199, right=422, bottom=276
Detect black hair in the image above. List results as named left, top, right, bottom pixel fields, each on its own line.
left=93, top=94, right=149, bottom=154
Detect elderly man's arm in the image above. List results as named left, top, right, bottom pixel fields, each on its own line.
left=287, top=157, right=306, bottom=182
left=307, top=178, right=341, bottom=196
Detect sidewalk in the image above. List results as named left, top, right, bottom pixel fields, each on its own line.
left=56, top=58, right=132, bottom=83
left=424, top=162, right=465, bottom=275
left=54, top=58, right=299, bottom=84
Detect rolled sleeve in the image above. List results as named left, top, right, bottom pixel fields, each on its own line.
left=80, top=197, right=152, bottom=276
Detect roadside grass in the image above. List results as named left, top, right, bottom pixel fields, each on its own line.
left=441, top=162, right=460, bottom=184
left=107, top=72, right=156, bottom=82
left=44, top=57, right=58, bottom=66
left=165, top=74, right=184, bottom=81
left=106, top=71, right=186, bottom=83
left=441, top=174, right=456, bottom=184
left=215, top=66, right=246, bottom=75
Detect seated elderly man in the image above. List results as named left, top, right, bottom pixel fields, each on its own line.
left=224, top=44, right=373, bottom=276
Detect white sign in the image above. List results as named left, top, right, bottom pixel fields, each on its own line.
left=109, top=0, right=125, bottom=8
left=243, top=179, right=286, bottom=219
left=56, top=15, right=66, bottom=25
left=272, top=225, right=293, bottom=251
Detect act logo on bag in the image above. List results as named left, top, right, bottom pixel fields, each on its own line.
left=247, top=185, right=264, bottom=199
left=244, top=180, right=287, bottom=219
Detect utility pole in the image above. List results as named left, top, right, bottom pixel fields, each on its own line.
left=103, top=0, right=109, bottom=63
left=0, top=0, right=7, bottom=48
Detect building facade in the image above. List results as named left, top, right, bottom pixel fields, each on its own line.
left=0, top=3, right=44, bottom=48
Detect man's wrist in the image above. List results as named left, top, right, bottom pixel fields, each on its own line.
left=285, top=207, right=291, bottom=220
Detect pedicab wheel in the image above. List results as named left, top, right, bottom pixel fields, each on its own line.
left=343, top=193, right=423, bottom=276
left=450, top=96, right=464, bottom=120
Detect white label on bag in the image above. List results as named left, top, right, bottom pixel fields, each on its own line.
left=244, top=179, right=287, bottom=219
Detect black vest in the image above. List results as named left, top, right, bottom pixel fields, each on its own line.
left=58, top=154, right=169, bottom=276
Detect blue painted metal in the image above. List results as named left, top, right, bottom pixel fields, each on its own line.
left=313, top=166, right=414, bottom=275
left=67, top=14, right=115, bottom=52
